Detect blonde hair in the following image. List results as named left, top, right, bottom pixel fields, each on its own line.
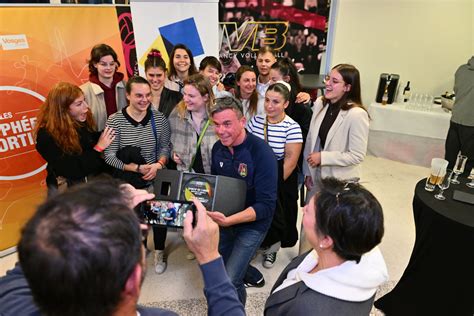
left=175, top=74, right=215, bottom=119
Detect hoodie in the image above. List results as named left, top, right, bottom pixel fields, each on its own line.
left=273, top=247, right=389, bottom=302
left=452, top=56, right=474, bottom=126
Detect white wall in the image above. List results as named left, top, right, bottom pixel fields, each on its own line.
left=329, top=0, right=473, bottom=106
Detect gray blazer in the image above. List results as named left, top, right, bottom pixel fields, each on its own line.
left=264, top=252, right=375, bottom=316
left=302, top=98, right=369, bottom=199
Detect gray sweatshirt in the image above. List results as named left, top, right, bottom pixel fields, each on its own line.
left=452, top=56, right=474, bottom=126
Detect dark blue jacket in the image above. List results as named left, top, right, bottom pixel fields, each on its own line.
left=211, top=132, right=278, bottom=232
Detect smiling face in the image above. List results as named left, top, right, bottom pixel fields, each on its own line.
left=237, top=71, right=257, bottom=98
left=324, top=69, right=351, bottom=103
left=264, top=90, right=288, bottom=122
left=256, top=52, right=276, bottom=77
left=212, top=109, right=246, bottom=147
left=145, top=66, right=166, bottom=91
left=127, top=83, right=151, bottom=114
left=94, top=55, right=116, bottom=81
left=183, top=84, right=208, bottom=113
left=173, top=48, right=191, bottom=75
left=200, top=65, right=221, bottom=87
left=68, top=94, right=89, bottom=122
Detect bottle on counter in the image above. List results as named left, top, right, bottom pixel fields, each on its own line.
left=381, top=86, right=389, bottom=105
left=403, top=81, right=411, bottom=102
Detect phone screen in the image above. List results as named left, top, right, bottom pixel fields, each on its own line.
left=140, top=199, right=195, bottom=228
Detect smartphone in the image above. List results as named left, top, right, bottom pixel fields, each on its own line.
left=137, top=199, right=196, bottom=228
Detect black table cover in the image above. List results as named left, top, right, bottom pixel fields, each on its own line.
left=374, top=177, right=474, bottom=316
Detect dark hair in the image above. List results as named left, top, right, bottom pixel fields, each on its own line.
left=168, top=44, right=198, bottom=79
left=234, top=65, right=258, bottom=116
left=126, top=75, right=151, bottom=94
left=211, top=96, right=244, bottom=118
left=267, top=82, right=290, bottom=102
left=88, top=43, right=120, bottom=76
left=199, top=56, right=222, bottom=73
left=271, top=58, right=302, bottom=93
left=325, top=64, right=365, bottom=112
left=18, top=179, right=143, bottom=316
left=314, top=177, right=384, bottom=263
left=144, top=48, right=166, bottom=72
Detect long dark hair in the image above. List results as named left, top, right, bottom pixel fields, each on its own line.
left=168, top=44, right=198, bottom=79
left=324, top=64, right=366, bottom=112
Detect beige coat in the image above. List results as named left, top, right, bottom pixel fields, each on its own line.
left=303, top=98, right=369, bottom=198
left=80, top=81, right=127, bottom=131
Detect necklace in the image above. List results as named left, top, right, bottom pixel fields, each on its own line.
left=264, top=115, right=285, bottom=142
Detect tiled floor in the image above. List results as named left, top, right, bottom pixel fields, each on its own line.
left=0, top=155, right=429, bottom=314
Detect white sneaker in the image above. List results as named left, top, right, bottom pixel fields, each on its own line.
left=186, top=250, right=196, bottom=260
left=154, top=250, right=167, bottom=274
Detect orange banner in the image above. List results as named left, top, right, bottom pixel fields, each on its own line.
left=0, top=6, right=128, bottom=252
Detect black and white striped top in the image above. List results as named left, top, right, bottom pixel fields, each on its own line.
left=104, top=107, right=171, bottom=170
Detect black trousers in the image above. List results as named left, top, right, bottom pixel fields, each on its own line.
left=445, top=121, right=474, bottom=176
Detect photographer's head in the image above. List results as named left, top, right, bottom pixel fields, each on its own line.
left=304, top=178, right=384, bottom=263
left=18, top=179, right=145, bottom=316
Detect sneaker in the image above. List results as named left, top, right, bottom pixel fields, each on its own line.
left=154, top=250, right=167, bottom=274
left=263, top=252, right=277, bottom=269
left=186, top=251, right=196, bottom=260
left=244, top=276, right=265, bottom=288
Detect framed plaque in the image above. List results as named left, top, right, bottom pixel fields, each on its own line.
left=180, top=172, right=217, bottom=210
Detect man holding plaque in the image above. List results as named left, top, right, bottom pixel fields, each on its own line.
left=208, top=96, right=278, bottom=305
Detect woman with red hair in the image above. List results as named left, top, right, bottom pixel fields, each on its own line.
left=35, top=82, right=115, bottom=194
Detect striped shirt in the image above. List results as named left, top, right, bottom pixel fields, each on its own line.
left=104, top=107, right=171, bottom=170
left=247, top=114, right=303, bottom=160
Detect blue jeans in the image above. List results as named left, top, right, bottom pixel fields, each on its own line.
left=219, top=225, right=267, bottom=305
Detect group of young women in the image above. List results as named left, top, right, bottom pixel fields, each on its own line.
left=34, top=43, right=371, bottom=284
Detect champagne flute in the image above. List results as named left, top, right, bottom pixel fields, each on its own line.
left=451, top=154, right=467, bottom=184
left=434, top=170, right=453, bottom=200
left=467, top=168, right=474, bottom=188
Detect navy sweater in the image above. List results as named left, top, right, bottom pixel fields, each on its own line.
left=211, top=132, right=278, bottom=232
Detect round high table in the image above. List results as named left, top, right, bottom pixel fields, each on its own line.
left=375, top=177, right=474, bottom=316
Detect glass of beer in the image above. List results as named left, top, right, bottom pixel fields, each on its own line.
left=425, top=158, right=448, bottom=191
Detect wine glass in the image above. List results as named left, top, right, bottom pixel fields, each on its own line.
left=467, top=168, right=474, bottom=188
left=451, top=154, right=467, bottom=184
left=434, top=170, right=453, bottom=200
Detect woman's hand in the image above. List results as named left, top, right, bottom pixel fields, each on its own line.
left=305, top=176, right=314, bottom=191
left=296, top=92, right=311, bottom=104
left=141, top=163, right=160, bottom=181
left=172, top=152, right=185, bottom=167
left=216, top=81, right=225, bottom=92
left=96, top=126, right=115, bottom=150
left=307, top=152, right=321, bottom=168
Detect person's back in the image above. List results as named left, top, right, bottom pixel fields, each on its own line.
left=445, top=56, right=474, bottom=173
